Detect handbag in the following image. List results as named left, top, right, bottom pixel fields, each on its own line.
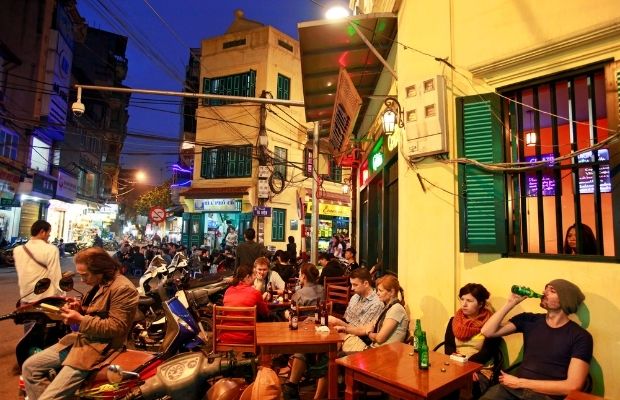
left=22, top=245, right=48, bottom=269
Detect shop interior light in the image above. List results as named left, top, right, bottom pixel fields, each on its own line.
left=526, top=131, right=537, bottom=146
left=382, top=97, right=404, bottom=136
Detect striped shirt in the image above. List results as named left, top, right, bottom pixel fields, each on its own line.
left=344, top=291, right=384, bottom=328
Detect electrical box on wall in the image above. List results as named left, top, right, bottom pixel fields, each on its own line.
left=402, top=75, right=448, bottom=158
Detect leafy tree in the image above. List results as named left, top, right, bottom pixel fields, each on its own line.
left=134, top=180, right=173, bottom=215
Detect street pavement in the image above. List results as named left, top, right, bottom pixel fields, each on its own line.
left=0, top=255, right=87, bottom=398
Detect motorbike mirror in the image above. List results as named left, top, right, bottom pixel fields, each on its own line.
left=33, top=278, right=51, bottom=295
left=59, top=276, right=74, bottom=292
left=107, top=364, right=139, bottom=384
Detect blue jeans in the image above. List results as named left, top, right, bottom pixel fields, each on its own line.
left=22, top=343, right=90, bottom=400
left=480, top=384, right=557, bottom=400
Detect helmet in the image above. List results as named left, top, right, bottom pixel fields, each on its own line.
left=206, top=378, right=244, bottom=400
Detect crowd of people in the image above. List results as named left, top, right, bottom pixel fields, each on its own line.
left=11, top=222, right=594, bottom=400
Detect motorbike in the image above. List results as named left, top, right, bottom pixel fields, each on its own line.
left=132, top=259, right=230, bottom=351
left=2, top=276, right=207, bottom=399
left=118, top=352, right=256, bottom=400
left=0, top=238, right=27, bottom=268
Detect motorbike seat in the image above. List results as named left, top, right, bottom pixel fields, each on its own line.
left=87, top=349, right=156, bottom=387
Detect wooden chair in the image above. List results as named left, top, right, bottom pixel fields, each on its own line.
left=322, top=275, right=349, bottom=288
left=212, top=305, right=257, bottom=356
left=325, top=284, right=351, bottom=319
left=297, top=301, right=333, bottom=320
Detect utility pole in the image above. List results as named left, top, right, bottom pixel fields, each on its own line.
left=311, top=121, right=319, bottom=264
left=256, top=90, right=268, bottom=244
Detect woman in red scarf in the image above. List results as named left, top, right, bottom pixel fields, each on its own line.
left=443, top=283, right=501, bottom=399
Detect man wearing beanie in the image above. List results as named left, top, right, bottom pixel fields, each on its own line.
left=480, top=279, right=593, bottom=400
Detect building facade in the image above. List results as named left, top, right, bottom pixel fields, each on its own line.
left=181, top=10, right=350, bottom=254
left=332, top=0, right=619, bottom=397
left=0, top=0, right=85, bottom=241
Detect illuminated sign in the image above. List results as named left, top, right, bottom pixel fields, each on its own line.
left=194, top=198, right=241, bottom=212
left=372, top=152, right=384, bottom=171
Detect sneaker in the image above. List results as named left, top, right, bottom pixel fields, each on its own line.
left=282, top=382, right=300, bottom=400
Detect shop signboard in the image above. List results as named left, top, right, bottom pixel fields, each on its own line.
left=194, top=198, right=241, bottom=212
left=253, top=206, right=271, bottom=217
left=328, top=68, right=362, bottom=164
left=0, top=197, right=20, bottom=207
left=55, top=170, right=77, bottom=202
left=306, top=202, right=351, bottom=217
left=32, top=173, right=56, bottom=197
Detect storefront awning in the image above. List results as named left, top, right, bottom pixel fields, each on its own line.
left=180, top=186, right=250, bottom=199
left=297, top=13, right=398, bottom=138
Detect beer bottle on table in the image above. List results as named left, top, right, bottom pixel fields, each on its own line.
left=314, top=301, right=322, bottom=325
left=283, top=287, right=289, bottom=302
left=320, top=301, right=328, bottom=326
left=289, top=300, right=298, bottom=330
left=511, top=285, right=542, bottom=298
left=266, top=282, right=274, bottom=302
left=413, top=319, right=422, bottom=352
left=418, top=331, right=429, bottom=369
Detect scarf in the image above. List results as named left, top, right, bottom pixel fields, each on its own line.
left=452, top=307, right=492, bottom=341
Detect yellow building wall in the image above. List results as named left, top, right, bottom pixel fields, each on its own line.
left=386, top=0, right=620, bottom=397
left=191, top=25, right=350, bottom=251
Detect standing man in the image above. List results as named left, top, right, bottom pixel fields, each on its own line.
left=13, top=220, right=63, bottom=303
left=234, top=228, right=268, bottom=270
left=480, top=279, right=593, bottom=400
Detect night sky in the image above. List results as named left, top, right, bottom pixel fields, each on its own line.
left=76, top=0, right=338, bottom=184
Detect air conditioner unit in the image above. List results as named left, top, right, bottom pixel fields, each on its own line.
left=403, top=75, right=448, bottom=159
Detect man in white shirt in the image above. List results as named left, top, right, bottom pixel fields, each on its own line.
left=13, top=220, right=63, bottom=303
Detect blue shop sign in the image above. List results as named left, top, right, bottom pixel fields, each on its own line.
left=33, top=174, right=56, bottom=197
left=253, top=206, right=272, bottom=217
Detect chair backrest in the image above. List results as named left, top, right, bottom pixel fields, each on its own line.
left=297, top=301, right=333, bottom=320
left=212, top=305, right=257, bottom=355
left=323, top=275, right=349, bottom=289
left=325, top=284, right=351, bottom=319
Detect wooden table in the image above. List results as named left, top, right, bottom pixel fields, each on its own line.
left=336, top=342, right=482, bottom=400
left=256, top=321, right=344, bottom=400
left=565, top=391, right=604, bottom=400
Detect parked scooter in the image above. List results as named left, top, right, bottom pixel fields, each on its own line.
left=118, top=352, right=255, bottom=400
left=2, top=277, right=207, bottom=399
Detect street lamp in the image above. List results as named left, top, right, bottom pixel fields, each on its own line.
left=325, top=5, right=350, bottom=20
left=135, top=170, right=147, bottom=183
left=382, top=97, right=404, bottom=136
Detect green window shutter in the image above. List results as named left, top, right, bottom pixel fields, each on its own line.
left=456, top=94, right=507, bottom=253
left=277, top=74, right=290, bottom=100
left=272, top=208, right=286, bottom=241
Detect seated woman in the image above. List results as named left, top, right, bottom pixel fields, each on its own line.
left=443, top=283, right=500, bottom=399
left=563, top=223, right=598, bottom=255
left=220, top=265, right=269, bottom=345
left=335, top=273, right=409, bottom=350
left=291, top=263, right=324, bottom=307
left=284, top=274, right=408, bottom=400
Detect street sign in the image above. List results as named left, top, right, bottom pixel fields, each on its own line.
left=258, top=166, right=270, bottom=179
left=149, top=206, right=166, bottom=223
left=257, top=179, right=270, bottom=199
left=253, top=206, right=272, bottom=217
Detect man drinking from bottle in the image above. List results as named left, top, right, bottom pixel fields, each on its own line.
left=480, top=279, right=592, bottom=400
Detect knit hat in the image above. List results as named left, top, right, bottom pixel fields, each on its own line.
left=547, top=279, right=585, bottom=315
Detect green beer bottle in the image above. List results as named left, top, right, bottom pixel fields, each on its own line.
left=413, top=319, right=422, bottom=352
left=511, top=285, right=542, bottom=298
left=418, top=331, right=430, bottom=370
